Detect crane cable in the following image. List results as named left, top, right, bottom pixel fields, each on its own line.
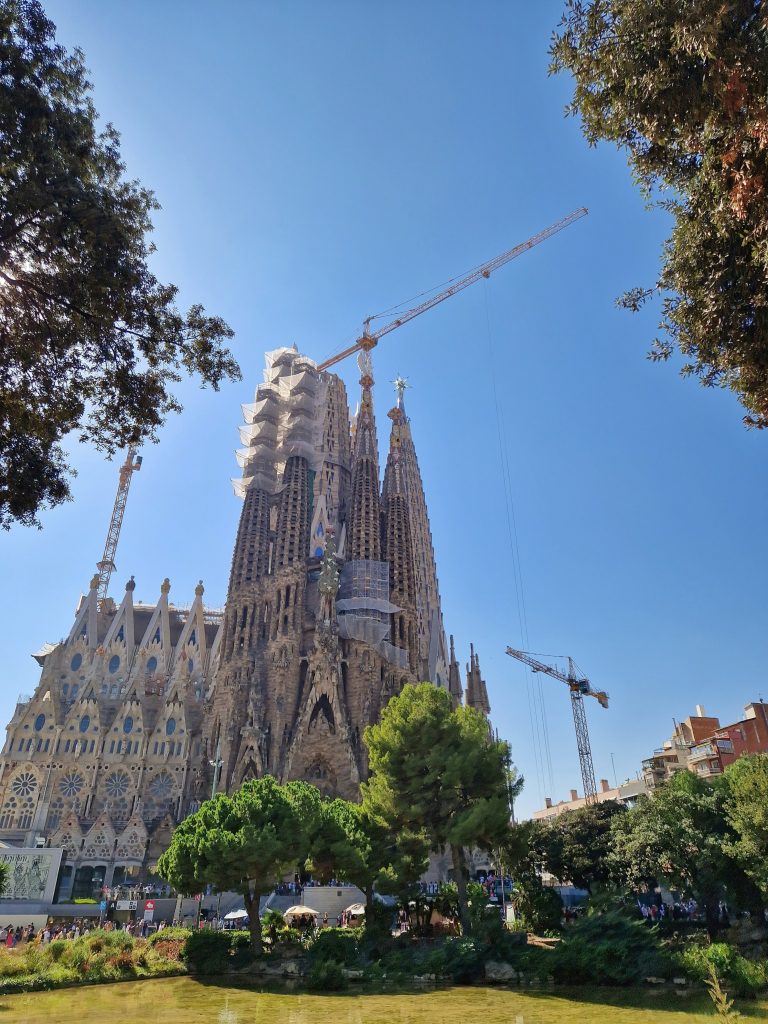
left=483, top=281, right=555, bottom=798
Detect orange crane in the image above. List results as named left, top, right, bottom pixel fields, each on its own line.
left=316, top=207, right=588, bottom=372
left=96, top=449, right=143, bottom=604
left=505, top=647, right=608, bottom=805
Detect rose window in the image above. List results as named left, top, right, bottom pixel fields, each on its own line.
left=105, top=771, right=129, bottom=798
left=149, top=771, right=174, bottom=799
left=11, top=772, right=37, bottom=798
left=59, top=772, right=84, bottom=797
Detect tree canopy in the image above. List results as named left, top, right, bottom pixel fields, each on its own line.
left=551, top=1, right=768, bottom=428
left=362, top=682, right=512, bottom=930
left=722, top=754, right=768, bottom=895
left=609, top=769, right=761, bottom=934
left=530, top=799, right=625, bottom=892
left=0, top=0, right=239, bottom=528
left=309, top=798, right=396, bottom=912
left=157, top=777, right=306, bottom=951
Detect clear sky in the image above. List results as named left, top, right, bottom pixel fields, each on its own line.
left=2, top=1, right=766, bottom=819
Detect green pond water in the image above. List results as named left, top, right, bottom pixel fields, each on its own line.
left=4, top=978, right=768, bottom=1024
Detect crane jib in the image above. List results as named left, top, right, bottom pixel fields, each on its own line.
left=316, top=207, right=587, bottom=372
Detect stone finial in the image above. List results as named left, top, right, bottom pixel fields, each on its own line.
left=195, top=580, right=204, bottom=597
left=160, top=578, right=171, bottom=595
left=126, top=576, right=136, bottom=592
left=90, top=573, right=100, bottom=591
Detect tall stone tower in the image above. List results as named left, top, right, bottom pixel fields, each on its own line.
left=207, top=346, right=454, bottom=799
left=0, top=344, right=493, bottom=894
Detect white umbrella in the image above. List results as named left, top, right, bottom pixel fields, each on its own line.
left=344, top=903, right=366, bottom=916
left=284, top=905, right=319, bottom=920
left=224, top=909, right=249, bottom=920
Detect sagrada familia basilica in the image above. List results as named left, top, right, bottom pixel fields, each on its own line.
left=0, top=347, right=491, bottom=898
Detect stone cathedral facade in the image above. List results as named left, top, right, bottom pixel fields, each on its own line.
left=0, top=347, right=491, bottom=898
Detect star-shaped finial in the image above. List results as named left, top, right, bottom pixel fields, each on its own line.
left=392, top=376, right=410, bottom=407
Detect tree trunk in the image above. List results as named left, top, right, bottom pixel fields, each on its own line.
left=451, top=844, right=470, bottom=934
left=364, top=885, right=374, bottom=921
left=243, top=888, right=263, bottom=954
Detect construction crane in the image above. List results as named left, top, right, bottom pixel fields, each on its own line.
left=505, top=647, right=608, bottom=805
left=316, top=207, right=588, bottom=372
left=96, top=449, right=143, bottom=604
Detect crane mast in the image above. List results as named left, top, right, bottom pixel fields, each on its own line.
left=317, top=207, right=587, bottom=372
left=96, top=449, right=142, bottom=604
left=505, top=647, right=608, bottom=805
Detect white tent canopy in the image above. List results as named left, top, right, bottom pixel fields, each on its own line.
left=344, top=903, right=366, bottom=916
left=224, top=909, right=249, bottom=920
left=284, top=905, right=319, bottom=920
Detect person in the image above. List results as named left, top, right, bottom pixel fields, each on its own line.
left=322, top=912, right=328, bottom=929
left=6, top=928, right=15, bottom=948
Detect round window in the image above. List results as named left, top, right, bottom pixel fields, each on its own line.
left=70, top=653, right=82, bottom=672
left=34, top=713, right=45, bottom=732
left=146, top=656, right=158, bottom=674
left=123, top=716, right=134, bottom=735
left=79, top=715, right=90, bottom=734
left=108, top=655, right=120, bottom=674
left=165, top=718, right=176, bottom=737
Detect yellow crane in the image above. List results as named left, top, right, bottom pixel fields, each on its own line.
left=317, top=207, right=588, bottom=372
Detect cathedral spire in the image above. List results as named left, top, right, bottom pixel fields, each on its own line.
left=383, top=379, right=449, bottom=686
left=465, top=642, right=491, bottom=718
left=448, top=634, right=463, bottom=708
left=383, top=395, right=418, bottom=670
left=346, top=345, right=382, bottom=561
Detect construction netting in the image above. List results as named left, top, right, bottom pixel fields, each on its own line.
left=336, top=560, right=408, bottom=670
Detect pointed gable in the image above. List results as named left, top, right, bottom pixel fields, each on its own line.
left=81, top=811, right=116, bottom=861
left=138, top=578, right=174, bottom=674
left=49, top=812, right=83, bottom=858
left=66, top=574, right=100, bottom=648
left=114, top=809, right=148, bottom=861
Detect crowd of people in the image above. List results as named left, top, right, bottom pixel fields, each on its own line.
left=637, top=898, right=700, bottom=923
left=0, top=917, right=176, bottom=946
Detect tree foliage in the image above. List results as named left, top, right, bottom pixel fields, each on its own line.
left=157, top=777, right=306, bottom=952
left=609, top=770, right=761, bottom=934
left=722, top=753, right=768, bottom=894
left=0, top=0, right=239, bottom=528
left=362, top=682, right=512, bottom=931
left=309, top=798, right=394, bottom=911
left=530, top=799, right=625, bottom=892
left=551, top=1, right=768, bottom=428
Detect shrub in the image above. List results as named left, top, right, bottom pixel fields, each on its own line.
left=309, top=927, right=361, bottom=967
left=307, top=958, right=348, bottom=991
left=47, top=940, right=68, bottom=962
left=146, top=926, right=191, bottom=946
left=151, top=938, right=184, bottom=962
left=549, top=910, right=670, bottom=986
left=228, top=930, right=252, bottom=952
left=0, top=952, right=33, bottom=978
left=182, top=929, right=231, bottom=975
left=679, top=942, right=768, bottom=999
left=261, top=909, right=286, bottom=930
left=442, top=937, right=484, bottom=983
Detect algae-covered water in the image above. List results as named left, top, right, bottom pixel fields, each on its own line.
left=5, top=977, right=768, bottom=1023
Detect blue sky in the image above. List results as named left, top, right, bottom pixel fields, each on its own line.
left=1, top=1, right=766, bottom=819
